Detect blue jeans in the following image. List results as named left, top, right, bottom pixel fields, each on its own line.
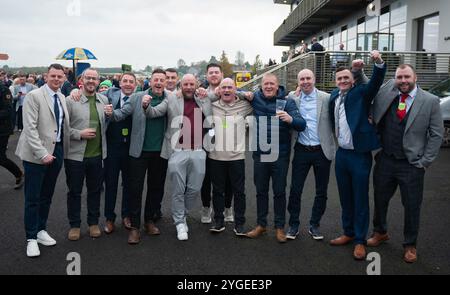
left=24, top=143, right=63, bottom=239
left=335, top=148, right=372, bottom=245
left=65, top=156, right=103, bottom=228
left=288, top=144, right=331, bottom=229
left=253, top=155, right=290, bottom=229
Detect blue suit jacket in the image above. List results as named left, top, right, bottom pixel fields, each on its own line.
left=329, top=64, right=387, bottom=153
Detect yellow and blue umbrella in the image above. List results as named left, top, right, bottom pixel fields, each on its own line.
left=56, top=47, right=97, bottom=61
left=56, top=47, right=97, bottom=83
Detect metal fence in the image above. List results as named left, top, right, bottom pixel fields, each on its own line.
left=241, top=51, right=450, bottom=93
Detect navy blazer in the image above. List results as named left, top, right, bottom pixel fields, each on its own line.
left=329, top=64, right=387, bottom=153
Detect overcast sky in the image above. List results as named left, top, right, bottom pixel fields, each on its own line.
left=0, top=0, right=290, bottom=70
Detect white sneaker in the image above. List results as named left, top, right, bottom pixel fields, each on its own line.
left=26, top=239, right=40, bottom=257
left=200, top=207, right=212, bottom=224
left=224, top=207, right=234, bottom=223
left=37, top=230, right=56, bottom=246
left=176, top=224, right=188, bottom=241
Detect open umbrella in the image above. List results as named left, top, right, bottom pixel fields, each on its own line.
left=56, top=47, right=97, bottom=83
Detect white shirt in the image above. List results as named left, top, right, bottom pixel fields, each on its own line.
left=45, top=84, right=63, bottom=143
left=334, top=92, right=354, bottom=150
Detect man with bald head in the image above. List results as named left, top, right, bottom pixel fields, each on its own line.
left=286, top=69, right=336, bottom=241
left=208, top=78, right=253, bottom=235
left=144, top=74, right=212, bottom=241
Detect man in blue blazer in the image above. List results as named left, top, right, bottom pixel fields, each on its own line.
left=328, top=51, right=386, bottom=260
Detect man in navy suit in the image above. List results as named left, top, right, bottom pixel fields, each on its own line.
left=328, top=51, right=386, bottom=260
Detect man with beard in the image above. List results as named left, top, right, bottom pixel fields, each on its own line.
left=143, top=74, right=212, bottom=241
left=65, top=68, right=109, bottom=241
left=354, top=62, right=444, bottom=263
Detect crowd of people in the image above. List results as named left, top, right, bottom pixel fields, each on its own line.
left=0, top=51, right=444, bottom=265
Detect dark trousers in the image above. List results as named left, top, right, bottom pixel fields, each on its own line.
left=104, top=146, right=130, bottom=222
left=65, top=156, right=103, bottom=228
left=253, top=155, right=290, bottom=229
left=373, top=152, right=425, bottom=246
left=17, top=106, right=23, bottom=130
left=23, top=143, right=63, bottom=239
left=128, top=152, right=168, bottom=228
left=288, top=144, right=331, bottom=229
left=335, top=148, right=372, bottom=245
left=201, top=157, right=233, bottom=208
left=0, top=135, right=22, bottom=179
left=210, top=159, right=246, bottom=226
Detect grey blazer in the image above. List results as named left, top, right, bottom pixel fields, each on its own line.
left=111, top=90, right=154, bottom=158
left=65, top=93, right=109, bottom=161
left=145, top=93, right=212, bottom=160
left=15, top=87, right=70, bottom=164
left=288, top=89, right=337, bottom=161
left=372, top=79, right=444, bottom=168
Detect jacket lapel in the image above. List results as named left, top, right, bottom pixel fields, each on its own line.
left=405, top=88, right=426, bottom=133
left=316, top=91, right=324, bottom=121
left=42, top=87, right=56, bottom=120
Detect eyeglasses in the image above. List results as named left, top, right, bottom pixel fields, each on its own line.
left=84, top=76, right=99, bottom=81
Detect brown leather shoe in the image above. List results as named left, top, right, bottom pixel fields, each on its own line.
left=276, top=229, right=287, bottom=243
left=329, top=235, right=354, bottom=246
left=68, top=228, right=81, bottom=241
left=367, top=232, right=389, bottom=247
left=122, top=217, right=132, bottom=230
left=128, top=229, right=140, bottom=245
left=404, top=246, right=417, bottom=263
left=246, top=225, right=267, bottom=239
left=103, top=221, right=115, bottom=234
left=144, top=222, right=161, bottom=235
left=353, top=244, right=367, bottom=260
left=89, top=225, right=102, bottom=238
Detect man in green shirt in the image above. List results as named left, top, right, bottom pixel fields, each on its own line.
left=106, top=69, right=168, bottom=244
left=65, top=68, right=109, bottom=241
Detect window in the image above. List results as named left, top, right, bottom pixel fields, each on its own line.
left=347, top=39, right=357, bottom=51
left=391, top=1, right=407, bottom=26
left=348, top=23, right=357, bottom=40
left=418, top=14, right=439, bottom=52
left=357, top=17, right=365, bottom=34
left=366, top=16, right=379, bottom=33
left=379, top=8, right=390, bottom=30
left=391, top=23, right=406, bottom=51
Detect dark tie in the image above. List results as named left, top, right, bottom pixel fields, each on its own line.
left=397, top=94, right=408, bottom=121
left=53, top=94, right=60, bottom=132
left=123, top=96, right=129, bottom=102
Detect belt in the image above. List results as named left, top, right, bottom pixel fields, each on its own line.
left=297, top=143, right=322, bottom=152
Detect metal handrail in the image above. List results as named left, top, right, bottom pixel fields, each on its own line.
left=241, top=51, right=450, bottom=93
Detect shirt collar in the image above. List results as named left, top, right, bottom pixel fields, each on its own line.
left=301, top=88, right=317, bottom=100
left=219, top=97, right=237, bottom=107
left=44, top=84, right=59, bottom=98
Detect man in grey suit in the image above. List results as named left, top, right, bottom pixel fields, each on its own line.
left=15, top=64, right=70, bottom=257
left=355, top=62, right=444, bottom=263
left=144, top=74, right=212, bottom=241
left=106, top=69, right=169, bottom=244
left=286, top=69, right=336, bottom=241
